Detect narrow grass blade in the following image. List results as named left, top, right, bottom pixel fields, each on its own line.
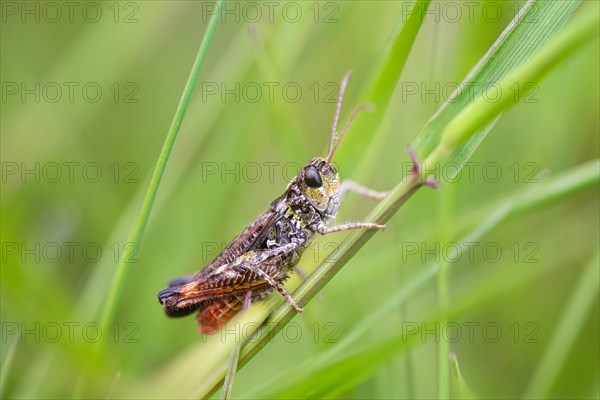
left=244, top=161, right=596, bottom=397
left=198, top=3, right=593, bottom=395
left=243, top=0, right=589, bottom=372
left=0, top=327, right=19, bottom=398
left=219, top=294, right=253, bottom=400
left=257, top=256, right=567, bottom=398
left=125, top=300, right=271, bottom=399
left=450, top=352, right=475, bottom=400
left=513, top=159, right=599, bottom=214
left=74, top=25, right=260, bottom=322
left=412, top=0, right=583, bottom=180
left=96, top=0, right=228, bottom=344
left=437, top=184, right=456, bottom=399
left=75, top=0, right=227, bottom=396
left=220, top=342, right=242, bottom=400
left=426, top=5, right=599, bottom=168
left=524, top=251, right=600, bottom=398
left=335, top=0, right=432, bottom=173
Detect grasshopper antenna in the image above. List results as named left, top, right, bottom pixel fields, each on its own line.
left=327, top=71, right=352, bottom=162
left=326, top=71, right=374, bottom=162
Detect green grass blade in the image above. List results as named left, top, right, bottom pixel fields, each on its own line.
left=0, top=327, right=19, bottom=398
left=96, top=0, right=226, bottom=346
left=124, top=301, right=269, bottom=399
left=450, top=353, right=474, bottom=400
left=198, top=3, right=593, bottom=395
left=524, top=251, right=600, bottom=398
left=219, top=304, right=255, bottom=400
left=450, top=352, right=480, bottom=400
left=513, top=159, right=599, bottom=214
left=437, top=184, right=455, bottom=399
left=245, top=160, right=597, bottom=398
left=220, top=341, right=242, bottom=400
left=248, top=0, right=588, bottom=369
left=74, top=0, right=227, bottom=396
left=257, top=257, right=567, bottom=398
left=412, top=0, right=583, bottom=180
left=427, top=6, right=599, bottom=168
left=335, top=0, right=432, bottom=173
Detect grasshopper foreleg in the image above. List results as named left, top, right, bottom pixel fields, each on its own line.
left=316, top=221, right=385, bottom=234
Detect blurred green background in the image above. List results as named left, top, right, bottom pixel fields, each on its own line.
left=1, top=1, right=598, bottom=399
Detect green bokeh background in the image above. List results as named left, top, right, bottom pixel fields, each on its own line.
left=1, top=1, right=598, bottom=399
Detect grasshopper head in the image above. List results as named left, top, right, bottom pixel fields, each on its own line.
left=296, top=157, right=341, bottom=218
left=294, top=71, right=371, bottom=219
left=290, top=71, right=371, bottom=219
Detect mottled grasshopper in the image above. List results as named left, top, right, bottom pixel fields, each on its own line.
left=158, top=72, right=393, bottom=334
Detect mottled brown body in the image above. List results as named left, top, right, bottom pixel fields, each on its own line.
left=157, top=73, right=389, bottom=334
left=158, top=158, right=340, bottom=333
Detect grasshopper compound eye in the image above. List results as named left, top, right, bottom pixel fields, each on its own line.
left=304, top=165, right=323, bottom=188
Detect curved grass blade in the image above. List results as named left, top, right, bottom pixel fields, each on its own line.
left=450, top=352, right=476, bottom=400
left=256, top=258, right=569, bottom=398
left=247, top=0, right=591, bottom=371
left=162, top=154, right=596, bottom=399
left=437, top=183, right=456, bottom=398
left=424, top=4, right=599, bottom=172
left=524, top=251, right=600, bottom=398
left=198, top=2, right=594, bottom=396
left=0, top=327, right=19, bottom=398
left=245, top=160, right=598, bottom=397
left=335, top=0, right=432, bottom=174
left=412, top=0, right=584, bottom=181
left=74, top=0, right=228, bottom=396
left=245, top=164, right=551, bottom=397
left=249, top=161, right=597, bottom=398
left=96, top=0, right=227, bottom=351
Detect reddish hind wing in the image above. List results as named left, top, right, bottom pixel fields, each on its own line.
left=196, top=297, right=244, bottom=335
left=196, top=290, right=273, bottom=334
